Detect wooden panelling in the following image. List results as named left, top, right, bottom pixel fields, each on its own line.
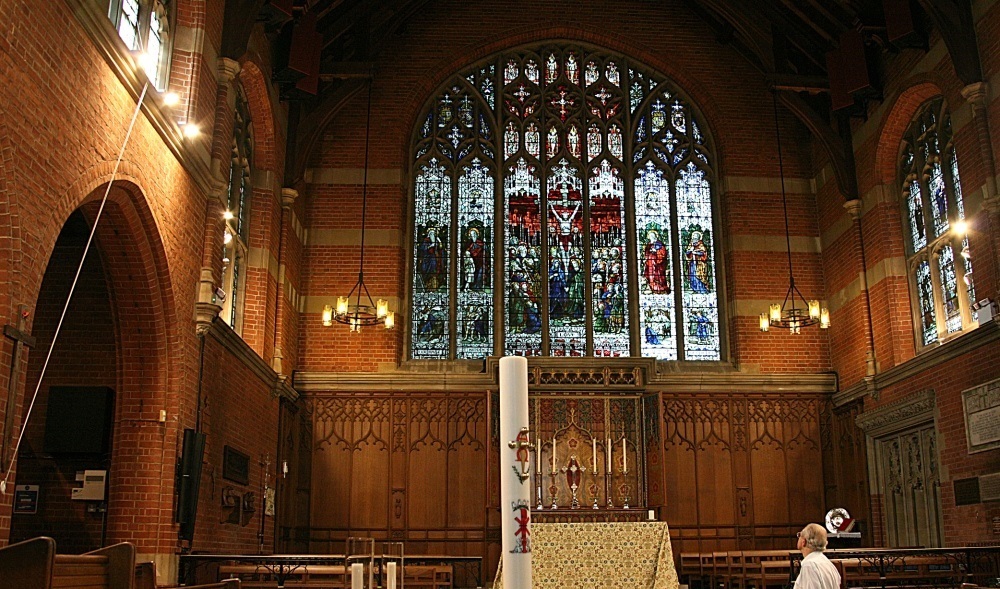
left=307, top=394, right=488, bottom=555
left=652, top=394, right=827, bottom=555
left=821, top=399, right=872, bottom=545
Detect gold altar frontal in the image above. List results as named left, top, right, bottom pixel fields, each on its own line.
left=494, top=521, right=680, bottom=589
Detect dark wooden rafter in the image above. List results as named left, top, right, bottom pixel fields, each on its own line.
left=288, top=77, right=368, bottom=184
left=914, top=0, right=982, bottom=85
left=222, top=0, right=269, bottom=59
left=778, top=90, right=859, bottom=199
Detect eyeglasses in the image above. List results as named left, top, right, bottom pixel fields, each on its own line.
left=796, top=532, right=802, bottom=538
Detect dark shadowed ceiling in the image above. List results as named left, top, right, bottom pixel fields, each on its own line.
left=222, top=1, right=979, bottom=192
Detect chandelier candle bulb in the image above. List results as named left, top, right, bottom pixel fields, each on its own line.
left=759, top=313, right=770, bottom=332
left=336, top=297, right=349, bottom=316
left=384, top=311, right=394, bottom=330
left=820, top=308, right=830, bottom=329
left=808, top=300, right=821, bottom=320
left=376, top=299, right=388, bottom=318
left=769, top=303, right=781, bottom=324
left=322, top=305, right=333, bottom=327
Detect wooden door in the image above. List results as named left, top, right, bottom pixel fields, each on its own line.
left=875, top=425, right=942, bottom=547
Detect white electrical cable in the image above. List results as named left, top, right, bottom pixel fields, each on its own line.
left=1, top=81, right=150, bottom=495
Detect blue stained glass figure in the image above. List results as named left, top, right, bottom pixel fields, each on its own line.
left=546, top=160, right=586, bottom=355
left=412, top=159, right=451, bottom=359
left=505, top=158, right=543, bottom=356
left=677, top=164, right=719, bottom=360
left=917, top=260, right=937, bottom=345
left=928, top=162, right=949, bottom=236
left=939, top=245, right=961, bottom=333
left=950, top=151, right=965, bottom=219
left=908, top=179, right=926, bottom=252
left=457, top=159, right=495, bottom=359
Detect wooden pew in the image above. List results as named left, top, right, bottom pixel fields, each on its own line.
left=139, top=560, right=241, bottom=589
left=403, top=564, right=452, bottom=589
left=0, top=537, right=134, bottom=589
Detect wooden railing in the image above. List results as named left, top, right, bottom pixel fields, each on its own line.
left=680, top=547, right=1000, bottom=589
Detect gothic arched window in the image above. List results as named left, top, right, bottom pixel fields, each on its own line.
left=222, top=84, right=253, bottom=333
left=410, top=45, right=722, bottom=361
left=899, top=97, right=976, bottom=348
left=108, top=0, right=173, bottom=91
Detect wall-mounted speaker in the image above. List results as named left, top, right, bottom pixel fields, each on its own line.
left=176, top=429, right=206, bottom=541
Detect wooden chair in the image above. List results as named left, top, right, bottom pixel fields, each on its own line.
left=710, top=551, right=729, bottom=589
left=680, top=552, right=704, bottom=589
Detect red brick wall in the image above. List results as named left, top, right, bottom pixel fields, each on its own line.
left=0, top=0, right=294, bottom=558
left=298, top=0, right=832, bottom=374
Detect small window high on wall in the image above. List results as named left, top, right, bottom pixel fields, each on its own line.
left=900, top=97, right=977, bottom=349
left=221, top=84, right=253, bottom=334
left=108, top=0, right=172, bottom=91
left=408, top=44, right=723, bottom=361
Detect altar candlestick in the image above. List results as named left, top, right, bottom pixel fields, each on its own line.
left=623, top=437, right=627, bottom=472
left=592, top=438, right=597, bottom=471
left=607, top=438, right=612, bottom=473
left=552, top=437, right=557, bottom=471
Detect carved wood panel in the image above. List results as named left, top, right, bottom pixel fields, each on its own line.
left=656, top=393, right=826, bottom=554
left=308, top=394, right=488, bottom=554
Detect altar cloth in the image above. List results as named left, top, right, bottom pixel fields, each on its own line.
left=494, top=521, right=680, bottom=589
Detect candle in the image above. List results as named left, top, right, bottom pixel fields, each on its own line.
left=351, top=563, right=364, bottom=589
left=535, top=438, right=540, bottom=476
left=552, top=436, right=557, bottom=471
left=592, top=438, right=597, bottom=471
left=607, top=438, right=612, bottom=473
left=387, top=562, right=397, bottom=589
left=623, top=437, right=627, bottom=473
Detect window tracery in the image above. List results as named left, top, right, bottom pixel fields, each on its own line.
left=411, top=45, right=721, bottom=361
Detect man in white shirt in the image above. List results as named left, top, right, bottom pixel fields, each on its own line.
left=794, top=523, right=842, bottom=589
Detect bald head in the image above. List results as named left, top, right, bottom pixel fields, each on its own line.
left=799, top=523, right=828, bottom=553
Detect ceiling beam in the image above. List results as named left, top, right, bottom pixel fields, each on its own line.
left=777, top=91, right=858, bottom=200
left=914, top=0, right=982, bottom=85
left=318, top=61, right=374, bottom=80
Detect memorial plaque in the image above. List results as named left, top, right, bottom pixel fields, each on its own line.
left=954, top=477, right=981, bottom=506
left=962, top=377, right=1000, bottom=453
left=223, top=445, right=251, bottom=485
left=980, top=472, right=1000, bottom=503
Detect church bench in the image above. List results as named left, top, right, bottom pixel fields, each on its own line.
left=0, top=537, right=136, bottom=589
left=679, top=552, right=704, bottom=589
left=137, top=560, right=241, bottom=589
left=402, top=564, right=452, bottom=589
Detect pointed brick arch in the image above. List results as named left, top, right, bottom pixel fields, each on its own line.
left=874, top=82, right=945, bottom=187
left=237, top=59, right=279, bottom=173
left=43, top=173, right=182, bottom=554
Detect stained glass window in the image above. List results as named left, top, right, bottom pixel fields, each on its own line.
left=410, top=44, right=721, bottom=361
left=109, top=0, right=172, bottom=91
left=900, top=97, right=976, bottom=347
left=221, top=84, right=253, bottom=334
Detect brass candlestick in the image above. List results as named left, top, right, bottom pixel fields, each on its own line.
left=548, top=469, right=559, bottom=509
left=605, top=469, right=614, bottom=508
left=590, top=467, right=600, bottom=509
left=561, top=460, right=585, bottom=509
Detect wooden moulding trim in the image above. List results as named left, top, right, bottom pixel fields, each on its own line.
left=854, top=389, right=936, bottom=438
left=66, top=0, right=218, bottom=196
left=833, top=320, right=1000, bottom=407
left=293, top=365, right=836, bottom=393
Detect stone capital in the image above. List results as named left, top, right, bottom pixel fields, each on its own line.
left=217, top=57, right=241, bottom=85
left=843, top=199, right=863, bottom=220
left=983, top=195, right=1000, bottom=216
left=281, top=188, right=299, bottom=209
left=961, top=81, right=989, bottom=109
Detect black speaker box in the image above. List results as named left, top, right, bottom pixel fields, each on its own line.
left=176, top=429, right=206, bottom=541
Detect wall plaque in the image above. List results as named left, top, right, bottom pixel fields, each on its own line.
left=980, top=472, right=1000, bottom=503
left=223, top=445, right=251, bottom=485
left=954, top=477, right=981, bottom=506
left=962, top=377, right=1000, bottom=453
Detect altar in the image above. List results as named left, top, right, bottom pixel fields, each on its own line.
left=494, top=521, right=680, bottom=589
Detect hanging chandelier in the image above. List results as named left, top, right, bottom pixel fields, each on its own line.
left=760, top=92, right=829, bottom=334
left=322, top=77, right=394, bottom=332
